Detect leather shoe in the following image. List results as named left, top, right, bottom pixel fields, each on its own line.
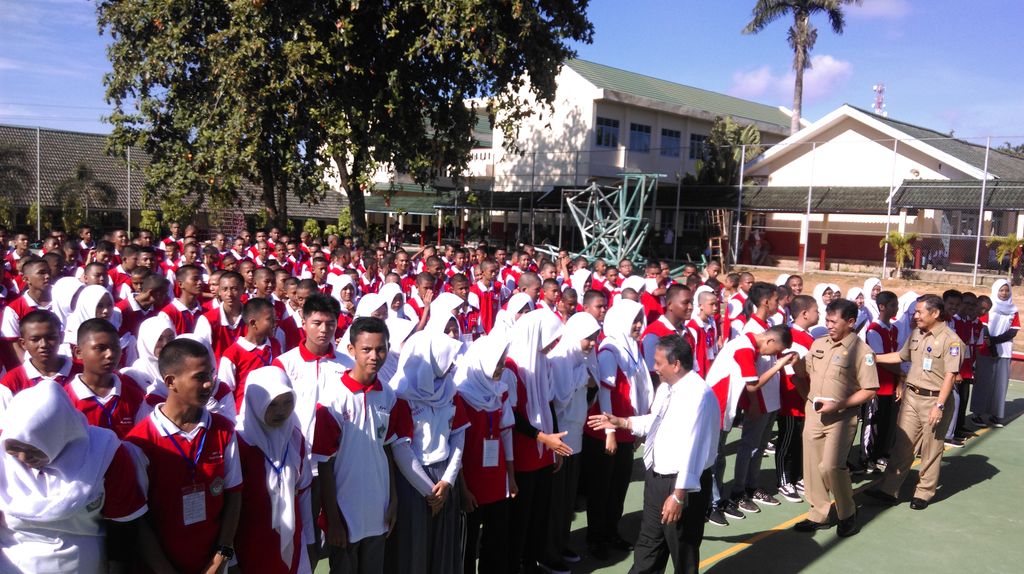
left=910, top=497, right=929, bottom=510
left=864, top=489, right=899, bottom=506
left=793, top=519, right=833, bottom=532
left=608, top=535, right=634, bottom=552
left=837, top=513, right=861, bottom=537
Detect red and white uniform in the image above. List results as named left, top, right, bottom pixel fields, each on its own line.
left=685, top=316, right=719, bottom=377
left=272, top=345, right=352, bottom=448
left=108, top=265, right=134, bottom=302
left=159, top=299, right=205, bottom=335
left=115, top=295, right=157, bottom=338
left=865, top=320, right=900, bottom=396
left=640, top=315, right=681, bottom=372
left=740, top=315, right=779, bottom=415
left=404, top=292, right=428, bottom=322
left=468, top=281, right=500, bottom=335
left=219, top=337, right=282, bottom=411
left=779, top=325, right=815, bottom=418
left=158, top=235, right=183, bottom=254
left=727, top=290, right=748, bottom=341
left=311, top=371, right=413, bottom=543
left=193, top=307, right=246, bottom=361
left=64, top=373, right=145, bottom=439
left=952, top=316, right=983, bottom=380
left=125, top=408, right=242, bottom=574
left=358, top=272, right=381, bottom=295
left=0, top=358, right=77, bottom=413
left=1, top=293, right=50, bottom=341
left=705, top=332, right=760, bottom=431
left=457, top=394, right=514, bottom=506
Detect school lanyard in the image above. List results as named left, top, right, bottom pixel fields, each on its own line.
left=160, top=422, right=209, bottom=481
left=90, top=396, right=120, bottom=428
left=263, top=441, right=291, bottom=476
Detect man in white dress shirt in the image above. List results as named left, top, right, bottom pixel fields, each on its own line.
left=588, top=334, right=719, bottom=574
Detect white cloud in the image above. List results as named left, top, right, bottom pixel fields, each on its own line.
left=729, top=55, right=853, bottom=106
left=849, top=0, right=911, bottom=20
left=0, top=57, right=23, bottom=71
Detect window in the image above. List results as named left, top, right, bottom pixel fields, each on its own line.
left=661, top=129, right=681, bottom=157
left=681, top=210, right=701, bottom=232
left=629, top=123, right=652, bottom=153
left=595, top=117, right=619, bottom=148
left=689, top=133, right=708, bottom=160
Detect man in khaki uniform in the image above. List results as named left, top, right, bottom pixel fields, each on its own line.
left=793, top=299, right=878, bottom=537
left=868, top=294, right=961, bottom=510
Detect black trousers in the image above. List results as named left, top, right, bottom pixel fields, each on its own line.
left=583, top=434, right=634, bottom=544
left=871, top=395, right=899, bottom=461
left=464, top=498, right=509, bottom=574
left=629, top=468, right=712, bottom=574
left=774, top=415, right=804, bottom=487
left=955, top=379, right=973, bottom=435
left=508, top=465, right=553, bottom=571
left=547, top=452, right=582, bottom=559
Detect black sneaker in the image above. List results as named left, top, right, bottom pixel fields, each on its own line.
left=991, top=417, right=1005, bottom=428
left=910, top=497, right=929, bottom=510
left=562, top=549, right=581, bottom=564
left=794, top=479, right=805, bottom=493
left=736, top=496, right=761, bottom=514
left=706, top=507, right=729, bottom=527
left=970, top=414, right=988, bottom=428
left=722, top=500, right=745, bottom=520
left=837, top=513, right=861, bottom=537
left=944, top=437, right=965, bottom=448
left=793, top=518, right=832, bottom=532
left=778, top=484, right=802, bottom=503
left=751, top=488, right=781, bottom=506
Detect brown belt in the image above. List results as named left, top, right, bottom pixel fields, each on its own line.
left=906, top=383, right=940, bottom=398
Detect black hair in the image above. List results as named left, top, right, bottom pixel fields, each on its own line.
left=19, top=309, right=61, bottom=332
left=296, top=278, right=318, bottom=293
left=942, top=289, right=963, bottom=301
left=122, top=244, right=140, bottom=258
left=666, top=283, right=691, bottom=303
left=415, top=271, right=435, bottom=287
left=243, top=297, right=275, bottom=322
left=745, top=281, right=777, bottom=318
left=582, top=289, right=607, bottom=307
left=303, top=292, right=340, bottom=318
left=158, top=338, right=212, bottom=377
left=175, top=264, right=201, bottom=282
left=254, top=267, right=275, bottom=281
left=94, top=240, right=115, bottom=254
left=790, top=294, right=817, bottom=317
left=218, top=270, right=244, bottom=286
left=766, top=325, right=793, bottom=348
left=919, top=293, right=945, bottom=315
left=21, top=257, right=48, bottom=275
left=656, top=334, right=693, bottom=369
left=541, top=277, right=560, bottom=291
left=77, top=317, right=119, bottom=344
left=826, top=298, right=859, bottom=322
left=84, top=261, right=107, bottom=275
left=876, top=290, right=898, bottom=308
left=776, top=284, right=792, bottom=299
left=449, top=273, right=469, bottom=287
left=130, top=266, right=151, bottom=280
left=349, top=316, right=390, bottom=345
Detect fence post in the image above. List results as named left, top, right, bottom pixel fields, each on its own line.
left=800, top=142, right=817, bottom=273
left=972, top=137, right=991, bottom=287
left=35, top=128, right=41, bottom=241
left=734, top=145, right=745, bottom=265
left=882, top=139, right=899, bottom=275
left=673, top=169, right=682, bottom=261
left=127, top=147, right=132, bottom=238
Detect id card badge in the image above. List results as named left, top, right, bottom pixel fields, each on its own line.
left=922, top=357, right=933, bottom=372
left=482, top=439, right=500, bottom=468
left=182, top=484, right=206, bottom=526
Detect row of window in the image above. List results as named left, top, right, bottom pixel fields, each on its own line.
left=595, top=117, right=707, bottom=159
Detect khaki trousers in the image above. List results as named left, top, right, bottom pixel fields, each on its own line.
left=802, top=406, right=858, bottom=523
left=879, top=390, right=954, bottom=501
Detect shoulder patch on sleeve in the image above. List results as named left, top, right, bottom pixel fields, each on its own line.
left=949, top=344, right=959, bottom=357
left=865, top=354, right=875, bottom=367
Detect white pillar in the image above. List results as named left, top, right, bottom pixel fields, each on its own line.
left=1015, top=212, right=1023, bottom=239
left=898, top=209, right=908, bottom=234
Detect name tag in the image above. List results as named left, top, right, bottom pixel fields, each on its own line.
left=922, top=357, right=933, bottom=372
left=182, top=484, right=206, bottom=526
left=482, top=439, right=500, bottom=468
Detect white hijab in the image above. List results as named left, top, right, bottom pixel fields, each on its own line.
left=454, top=335, right=512, bottom=413
left=988, top=279, right=1019, bottom=336
left=424, top=292, right=466, bottom=337
left=847, top=287, right=871, bottom=331
left=124, top=315, right=175, bottom=391
left=331, top=274, right=356, bottom=305
left=339, top=293, right=388, bottom=352
left=491, top=292, right=533, bottom=339
left=390, top=332, right=464, bottom=409
left=549, top=312, right=601, bottom=409
left=63, top=284, right=113, bottom=347
left=774, top=273, right=791, bottom=286
left=895, top=291, right=920, bottom=348
left=569, top=269, right=592, bottom=292
left=378, top=282, right=407, bottom=320
left=236, top=367, right=304, bottom=569
left=0, top=380, right=120, bottom=522
left=507, top=310, right=563, bottom=454
left=811, top=284, right=834, bottom=327
left=863, top=278, right=882, bottom=318
left=600, top=299, right=654, bottom=416
left=51, top=276, right=85, bottom=329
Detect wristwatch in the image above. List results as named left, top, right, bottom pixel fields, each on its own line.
left=935, top=403, right=945, bottom=411
left=216, top=545, right=235, bottom=559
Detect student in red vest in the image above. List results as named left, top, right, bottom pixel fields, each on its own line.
left=0, top=380, right=147, bottom=573
left=0, top=258, right=52, bottom=371
left=862, top=290, right=902, bottom=466
left=455, top=335, right=517, bottom=574
left=773, top=295, right=818, bottom=506
left=535, top=278, right=562, bottom=319
left=235, top=366, right=315, bottom=574
left=468, top=259, right=500, bottom=336
left=65, top=318, right=145, bottom=439
left=404, top=272, right=436, bottom=329
left=194, top=271, right=246, bottom=361
left=584, top=300, right=653, bottom=559
left=117, top=273, right=169, bottom=341
left=640, top=285, right=693, bottom=385
left=159, top=264, right=205, bottom=335
left=126, top=337, right=243, bottom=574
left=505, top=310, right=570, bottom=573
left=109, top=244, right=142, bottom=301
left=686, top=287, right=720, bottom=378
left=951, top=292, right=983, bottom=441
left=313, top=317, right=410, bottom=574
left=0, top=310, right=76, bottom=414
left=220, top=297, right=281, bottom=412
left=727, top=272, right=754, bottom=341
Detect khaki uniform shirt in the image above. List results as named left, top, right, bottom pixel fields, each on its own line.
left=804, top=332, right=880, bottom=416
left=898, top=322, right=963, bottom=391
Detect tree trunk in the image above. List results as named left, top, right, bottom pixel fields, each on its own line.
left=259, top=162, right=279, bottom=226
left=332, top=152, right=368, bottom=240
left=790, top=13, right=809, bottom=135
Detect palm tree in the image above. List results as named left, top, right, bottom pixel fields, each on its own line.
left=743, top=0, right=862, bottom=135
left=54, top=162, right=117, bottom=231
left=879, top=231, right=918, bottom=278
left=988, top=234, right=1024, bottom=282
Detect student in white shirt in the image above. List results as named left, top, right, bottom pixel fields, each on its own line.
left=589, top=334, right=719, bottom=574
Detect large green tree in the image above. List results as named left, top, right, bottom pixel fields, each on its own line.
left=98, top=1, right=593, bottom=237
left=743, top=0, right=861, bottom=135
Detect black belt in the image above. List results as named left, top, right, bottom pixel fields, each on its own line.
left=651, top=470, right=678, bottom=479
left=906, top=383, right=940, bottom=398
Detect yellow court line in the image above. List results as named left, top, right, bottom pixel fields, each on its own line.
left=698, top=425, right=994, bottom=570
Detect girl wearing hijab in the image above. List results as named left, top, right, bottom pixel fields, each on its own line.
left=506, top=311, right=570, bottom=573
left=583, top=299, right=652, bottom=559
left=388, top=334, right=469, bottom=574
left=378, top=282, right=409, bottom=321
left=235, top=366, right=314, bottom=574
left=490, top=292, right=533, bottom=340
left=863, top=278, right=883, bottom=320
left=58, top=285, right=118, bottom=360
left=546, top=312, right=601, bottom=565
left=332, top=275, right=358, bottom=333
left=50, top=276, right=85, bottom=329
left=138, top=333, right=238, bottom=423
left=0, top=380, right=147, bottom=573
left=122, top=315, right=176, bottom=393
left=455, top=335, right=516, bottom=574
left=977, top=279, right=1019, bottom=427
left=894, top=291, right=921, bottom=350
left=809, top=284, right=835, bottom=338
left=846, top=287, right=872, bottom=334
left=337, top=293, right=388, bottom=354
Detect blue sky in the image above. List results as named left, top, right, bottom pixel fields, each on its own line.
left=2, top=0, right=1022, bottom=147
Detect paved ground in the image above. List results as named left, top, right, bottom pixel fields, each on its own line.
left=315, top=380, right=1024, bottom=573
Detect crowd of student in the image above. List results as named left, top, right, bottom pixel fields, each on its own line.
left=0, top=222, right=1017, bottom=574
